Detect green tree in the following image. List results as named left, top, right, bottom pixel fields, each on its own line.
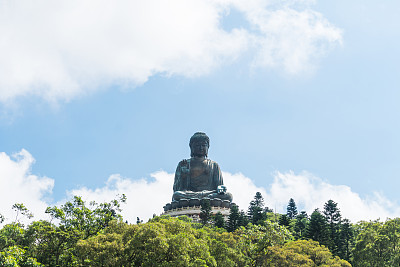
left=0, top=223, right=25, bottom=250
left=30, top=195, right=127, bottom=266
left=0, top=195, right=364, bottom=266
left=214, top=212, right=225, bottom=228
left=23, top=220, right=81, bottom=266
left=248, top=192, right=265, bottom=225
left=199, top=199, right=212, bottom=226
left=278, top=214, right=291, bottom=228
left=293, top=211, right=308, bottom=240
left=353, top=218, right=400, bottom=267
left=227, top=205, right=240, bottom=232
left=76, top=220, right=131, bottom=266
left=305, top=209, right=328, bottom=246
left=264, top=240, right=351, bottom=266
left=234, top=221, right=292, bottom=265
left=12, top=203, right=33, bottom=223
left=382, top=218, right=400, bottom=265
left=208, top=233, right=241, bottom=266
left=123, top=216, right=217, bottom=266
left=323, top=199, right=342, bottom=254
left=286, top=198, right=298, bottom=219
left=45, top=195, right=126, bottom=239
left=0, top=245, right=42, bottom=267
left=238, top=211, right=249, bottom=227
left=337, top=218, right=354, bottom=262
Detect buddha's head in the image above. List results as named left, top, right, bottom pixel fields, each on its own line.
left=189, top=132, right=210, bottom=158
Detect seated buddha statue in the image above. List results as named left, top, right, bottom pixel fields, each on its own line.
left=172, top=132, right=233, bottom=202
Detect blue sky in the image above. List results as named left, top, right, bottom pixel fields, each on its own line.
left=1, top=0, right=400, bottom=223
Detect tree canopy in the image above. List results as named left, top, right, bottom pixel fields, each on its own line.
left=5, top=194, right=400, bottom=266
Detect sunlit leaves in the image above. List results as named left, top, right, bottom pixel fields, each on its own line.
left=0, top=245, right=42, bottom=267
left=0, top=196, right=358, bottom=266
left=353, top=218, right=400, bottom=267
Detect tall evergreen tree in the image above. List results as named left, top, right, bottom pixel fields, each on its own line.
left=238, top=210, right=249, bottom=227
left=253, top=192, right=264, bottom=207
left=227, top=204, right=240, bottom=232
left=278, top=214, right=291, bottom=227
left=338, top=218, right=354, bottom=262
left=323, top=200, right=342, bottom=254
left=305, top=209, right=328, bottom=246
left=286, top=198, right=298, bottom=219
left=199, top=199, right=212, bottom=225
left=248, top=192, right=264, bottom=225
left=323, top=200, right=341, bottom=225
left=294, top=211, right=308, bottom=240
left=214, top=212, right=225, bottom=228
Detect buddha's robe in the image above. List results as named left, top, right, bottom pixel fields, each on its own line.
left=172, top=158, right=233, bottom=201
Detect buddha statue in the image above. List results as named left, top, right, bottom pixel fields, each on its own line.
left=172, top=132, right=233, bottom=202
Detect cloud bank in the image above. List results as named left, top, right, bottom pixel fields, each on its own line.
left=264, top=171, right=400, bottom=222
left=68, top=171, right=269, bottom=223
left=3, top=149, right=393, bottom=224
left=68, top=172, right=174, bottom=223
left=71, top=170, right=400, bottom=223
left=0, top=0, right=342, bottom=103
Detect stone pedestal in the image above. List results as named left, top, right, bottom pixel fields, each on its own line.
left=161, top=205, right=231, bottom=222
left=162, top=197, right=235, bottom=222
left=163, top=198, right=233, bottom=211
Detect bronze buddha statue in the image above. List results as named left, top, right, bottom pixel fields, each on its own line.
left=172, top=132, right=233, bottom=202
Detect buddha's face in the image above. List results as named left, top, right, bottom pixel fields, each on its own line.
left=191, top=140, right=209, bottom=158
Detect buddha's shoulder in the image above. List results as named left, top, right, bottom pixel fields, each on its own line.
left=177, top=158, right=219, bottom=166
left=177, top=159, right=190, bottom=166
left=206, top=159, right=220, bottom=166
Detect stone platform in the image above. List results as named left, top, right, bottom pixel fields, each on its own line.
left=161, top=205, right=231, bottom=222
left=163, top=198, right=233, bottom=211
left=162, top=198, right=235, bottom=222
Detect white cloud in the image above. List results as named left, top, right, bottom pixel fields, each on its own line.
left=247, top=7, right=343, bottom=74
left=223, top=171, right=268, bottom=212
left=68, top=171, right=268, bottom=222
left=3, top=148, right=392, bottom=224
left=0, top=150, right=54, bottom=225
left=68, top=172, right=174, bottom=223
left=68, top=170, right=400, bottom=223
left=265, top=171, right=400, bottom=223
left=0, top=0, right=342, bottom=103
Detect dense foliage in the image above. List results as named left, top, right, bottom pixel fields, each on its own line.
left=0, top=193, right=399, bottom=266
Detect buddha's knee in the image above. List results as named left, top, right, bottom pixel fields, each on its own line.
left=219, top=192, right=233, bottom=201
left=172, top=191, right=186, bottom=201
left=208, top=191, right=232, bottom=201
